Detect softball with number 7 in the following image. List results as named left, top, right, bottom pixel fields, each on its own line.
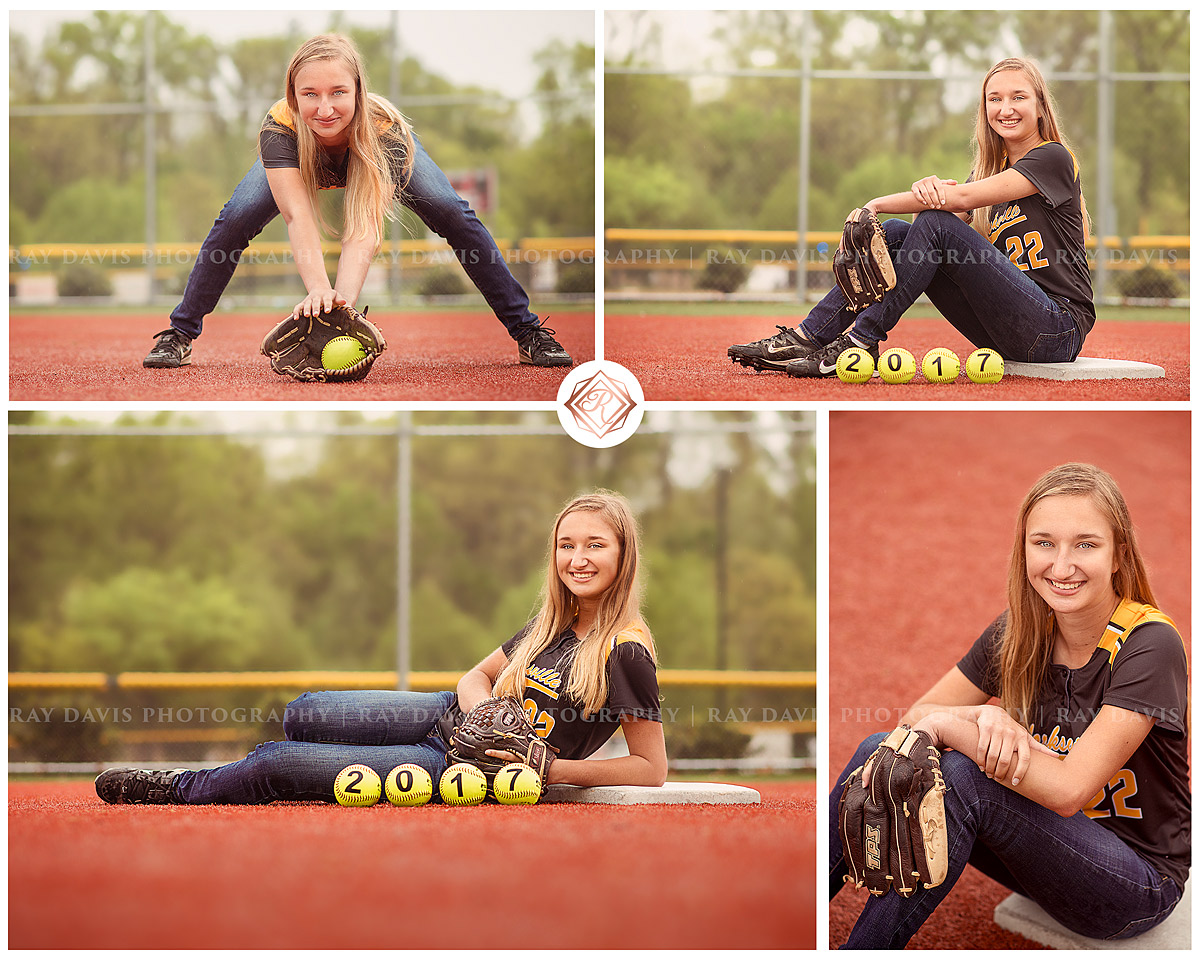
left=965, top=348, right=1004, bottom=383
left=494, top=763, right=543, bottom=805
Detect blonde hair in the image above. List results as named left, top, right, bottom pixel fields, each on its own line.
left=492, top=491, right=656, bottom=717
left=969, top=57, right=1090, bottom=241
left=282, top=35, right=415, bottom=249
left=998, top=463, right=1156, bottom=724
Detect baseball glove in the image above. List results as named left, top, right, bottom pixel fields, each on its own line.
left=259, top=302, right=385, bottom=382
left=837, top=725, right=948, bottom=898
left=446, top=697, right=556, bottom=790
left=833, top=207, right=897, bottom=312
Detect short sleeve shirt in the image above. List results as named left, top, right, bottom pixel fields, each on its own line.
left=500, top=621, right=661, bottom=761
left=985, top=140, right=1095, bottom=339
left=958, top=607, right=1190, bottom=888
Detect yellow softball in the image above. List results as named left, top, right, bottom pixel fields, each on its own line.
left=921, top=347, right=960, bottom=383
left=493, top=763, right=543, bottom=805
left=384, top=763, right=434, bottom=807
left=321, top=335, right=367, bottom=371
left=965, top=348, right=1004, bottom=384
left=439, top=763, right=488, bottom=806
left=835, top=347, right=875, bottom=384
left=877, top=347, right=916, bottom=384
left=333, top=763, right=381, bottom=807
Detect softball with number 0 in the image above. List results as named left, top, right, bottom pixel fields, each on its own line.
left=965, top=347, right=1004, bottom=383
left=921, top=347, right=960, bottom=383
left=384, top=763, right=433, bottom=807
left=333, top=763, right=382, bottom=807
left=321, top=335, right=367, bottom=371
left=878, top=347, right=916, bottom=384
left=439, top=762, right=488, bottom=806
left=836, top=347, right=875, bottom=384
left=494, top=763, right=543, bottom=805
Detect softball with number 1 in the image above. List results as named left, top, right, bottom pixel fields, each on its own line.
left=321, top=335, right=367, bottom=371
left=965, top=348, right=1004, bottom=383
left=384, top=763, right=433, bottom=807
left=333, top=763, right=381, bottom=806
left=878, top=347, right=916, bottom=384
left=439, top=762, right=488, bottom=806
left=494, top=763, right=543, bottom=805
left=836, top=347, right=875, bottom=384
left=921, top=347, right=960, bottom=383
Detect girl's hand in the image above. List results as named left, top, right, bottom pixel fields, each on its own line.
left=484, top=748, right=522, bottom=765
left=291, top=287, right=347, bottom=320
left=974, top=704, right=1056, bottom=786
left=911, top=176, right=958, bottom=209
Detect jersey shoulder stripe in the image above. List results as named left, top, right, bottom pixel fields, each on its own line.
left=1097, top=598, right=1178, bottom=667
left=606, top=620, right=652, bottom=663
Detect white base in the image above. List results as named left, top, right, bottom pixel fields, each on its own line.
left=993, top=881, right=1190, bottom=949
left=541, top=781, right=760, bottom=805
left=1004, top=356, right=1166, bottom=380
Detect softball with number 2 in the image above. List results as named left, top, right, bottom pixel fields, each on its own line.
left=333, top=763, right=381, bottom=806
left=836, top=347, right=875, bottom=384
left=494, top=763, right=543, bottom=805
left=965, top=347, right=1004, bottom=383
left=439, top=762, right=488, bottom=806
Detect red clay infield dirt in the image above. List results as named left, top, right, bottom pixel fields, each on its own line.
left=9, top=309, right=593, bottom=402
left=10, top=779, right=815, bottom=950
left=605, top=311, right=1188, bottom=401
left=827, top=410, right=1190, bottom=949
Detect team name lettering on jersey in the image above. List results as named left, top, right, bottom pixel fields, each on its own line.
left=525, top=664, right=562, bottom=699
left=1031, top=724, right=1075, bottom=755
left=987, top=204, right=1028, bottom=242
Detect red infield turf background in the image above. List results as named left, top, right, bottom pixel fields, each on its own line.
left=9, top=309, right=594, bottom=402
left=827, top=410, right=1191, bottom=949
left=10, top=780, right=814, bottom=949
left=606, top=312, right=1188, bottom=401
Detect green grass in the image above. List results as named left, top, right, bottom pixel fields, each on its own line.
left=605, top=300, right=1188, bottom=324
left=10, top=299, right=594, bottom=317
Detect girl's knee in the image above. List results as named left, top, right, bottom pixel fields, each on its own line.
left=283, top=692, right=323, bottom=741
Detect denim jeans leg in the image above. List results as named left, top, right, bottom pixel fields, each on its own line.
left=169, top=159, right=281, bottom=340
left=833, top=738, right=1182, bottom=948
left=800, top=219, right=911, bottom=345
left=171, top=689, right=457, bottom=804
left=851, top=209, right=1080, bottom=362
left=401, top=135, right=537, bottom=336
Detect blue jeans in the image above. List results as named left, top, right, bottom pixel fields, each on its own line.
left=172, top=690, right=455, bottom=804
left=830, top=731, right=1182, bottom=948
left=169, top=136, right=537, bottom=339
left=801, top=211, right=1083, bottom=362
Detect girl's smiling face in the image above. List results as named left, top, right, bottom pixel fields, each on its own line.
left=555, top=510, right=621, bottom=610
left=1025, top=494, right=1120, bottom=620
left=294, top=58, right=356, bottom=146
left=985, top=69, right=1041, bottom=149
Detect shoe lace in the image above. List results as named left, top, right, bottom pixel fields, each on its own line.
left=763, top=325, right=801, bottom=347
left=519, top=319, right=561, bottom=348
left=151, top=329, right=185, bottom=348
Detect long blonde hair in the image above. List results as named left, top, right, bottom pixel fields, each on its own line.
left=998, top=463, right=1156, bottom=725
left=969, top=57, right=1090, bottom=241
left=492, top=491, right=656, bottom=717
left=282, top=35, right=415, bottom=249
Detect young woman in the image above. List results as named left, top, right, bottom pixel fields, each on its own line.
left=730, top=57, right=1093, bottom=377
left=830, top=463, right=1188, bottom=947
left=144, top=34, right=571, bottom=370
left=96, top=492, right=666, bottom=804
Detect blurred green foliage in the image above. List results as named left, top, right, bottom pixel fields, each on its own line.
left=9, top=12, right=594, bottom=244
left=605, top=10, right=1189, bottom=236
left=9, top=412, right=817, bottom=678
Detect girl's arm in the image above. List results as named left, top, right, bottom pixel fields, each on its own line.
left=332, top=233, right=378, bottom=308
left=457, top=647, right=508, bottom=713
left=263, top=165, right=344, bottom=319
left=864, top=168, right=1038, bottom=218
left=543, top=717, right=668, bottom=788
left=917, top=705, right=1155, bottom=818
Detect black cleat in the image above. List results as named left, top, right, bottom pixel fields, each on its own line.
left=95, top=767, right=184, bottom=804
left=784, top=333, right=878, bottom=379
left=516, top=319, right=573, bottom=367
left=143, top=329, right=192, bottom=368
left=728, top=325, right=816, bottom=371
